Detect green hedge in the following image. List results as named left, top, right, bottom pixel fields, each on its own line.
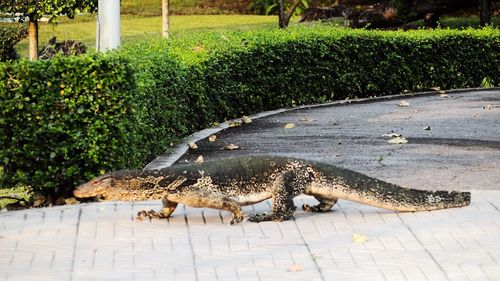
left=0, top=54, right=139, bottom=194
left=198, top=27, right=499, bottom=117
left=0, top=25, right=27, bottom=61
left=1, top=26, right=499, bottom=196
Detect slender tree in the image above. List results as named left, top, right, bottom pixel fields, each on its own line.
left=0, top=0, right=97, bottom=60
left=277, top=0, right=309, bottom=28
left=479, top=0, right=492, bottom=26
left=162, top=0, right=169, bottom=38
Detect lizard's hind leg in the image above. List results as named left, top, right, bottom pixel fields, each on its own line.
left=302, top=195, right=338, bottom=212
left=248, top=169, right=306, bottom=222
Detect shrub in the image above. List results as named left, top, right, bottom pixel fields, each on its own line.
left=0, top=54, right=138, bottom=195
left=0, top=24, right=27, bottom=61
left=0, top=26, right=498, bottom=196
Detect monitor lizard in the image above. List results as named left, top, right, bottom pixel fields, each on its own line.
left=73, top=155, right=471, bottom=224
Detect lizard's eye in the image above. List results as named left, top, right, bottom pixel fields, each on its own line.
left=92, top=175, right=114, bottom=187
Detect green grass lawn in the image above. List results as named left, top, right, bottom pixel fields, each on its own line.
left=122, top=0, right=225, bottom=15
left=13, top=15, right=279, bottom=57
left=12, top=14, right=498, bottom=58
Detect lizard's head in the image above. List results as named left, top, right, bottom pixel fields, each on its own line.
left=73, top=173, right=119, bottom=199
left=73, top=170, right=142, bottom=200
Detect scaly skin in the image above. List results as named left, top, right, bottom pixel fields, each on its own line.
left=73, top=156, right=471, bottom=224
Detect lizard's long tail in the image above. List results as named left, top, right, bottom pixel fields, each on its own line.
left=312, top=163, right=471, bottom=212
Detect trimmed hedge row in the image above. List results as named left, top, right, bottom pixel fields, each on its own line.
left=1, top=26, right=499, bottom=195
left=197, top=27, right=499, bottom=117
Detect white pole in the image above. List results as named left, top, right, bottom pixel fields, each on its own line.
left=97, top=0, right=121, bottom=52
left=162, top=0, right=169, bottom=38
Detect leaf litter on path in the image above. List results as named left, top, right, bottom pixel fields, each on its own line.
left=352, top=233, right=368, bottom=243
left=223, top=144, right=240, bottom=150
left=241, top=116, right=252, bottom=123
left=195, top=155, right=204, bottom=164
left=398, top=100, right=410, bottom=107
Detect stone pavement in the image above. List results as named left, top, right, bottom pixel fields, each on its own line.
left=1, top=89, right=500, bottom=281
left=1, top=192, right=499, bottom=281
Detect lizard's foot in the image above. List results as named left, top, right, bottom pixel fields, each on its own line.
left=136, top=209, right=169, bottom=221
left=247, top=212, right=292, bottom=222
left=302, top=204, right=332, bottom=212
left=230, top=214, right=244, bottom=225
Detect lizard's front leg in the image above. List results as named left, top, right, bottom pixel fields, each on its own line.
left=137, top=199, right=178, bottom=220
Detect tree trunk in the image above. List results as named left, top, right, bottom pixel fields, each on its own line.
left=162, top=0, right=169, bottom=38
left=278, top=0, right=286, bottom=28
left=479, top=0, right=492, bottom=26
left=28, top=20, right=38, bottom=61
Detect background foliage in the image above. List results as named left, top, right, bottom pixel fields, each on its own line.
left=0, top=25, right=27, bottom=61
left=1, top=26, right=498, bottom=196
left=0, top=0, right=97, bottom=20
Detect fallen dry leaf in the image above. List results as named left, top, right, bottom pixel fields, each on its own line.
left=224, top=144, right=240, bottom=150
left=32, top=195, right=46, bottom=207
left=388, top=137, right=408, bottom=144
left=440, top=93, right=449, bottom=98
left=287, top=264, right=304, bottom=272
left=299, top=117, right=315, bottom=122
left=208, top=135, right=217, bottom=142
left=241, top=116, right=252, bottom=124
left=188, top=142, right=198, bottom=150
left=195, top=155, right=204, bottom=164
left=430, top=86, right=441, bottom=91
left=228, top=121, right=242, bottom=127
left=381, top=133, right=402, bottom=138
left=192, top=45, right=205, bottom=52
left=284, top=123, right=296, bottom=129
left=352, top=233, right=368, bottom=243
left=473, top=113, right=479, bottom=117
left=64, top=197, right=79, bottom=205
left=398, top=100, right=410, bottom=107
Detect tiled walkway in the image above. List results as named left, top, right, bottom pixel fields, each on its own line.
left=1, top=191, right=499, bottom=281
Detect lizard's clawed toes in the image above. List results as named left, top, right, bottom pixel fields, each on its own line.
left=230, top=214, right=244, bottom=225
left=248, top=212, right=275, bottom=222
left=136, top=209, right=163, bottom=221
left=302, top=204, right=314, bottom=212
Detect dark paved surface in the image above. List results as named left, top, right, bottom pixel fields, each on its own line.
left=175, top=90, right=500, bottom=191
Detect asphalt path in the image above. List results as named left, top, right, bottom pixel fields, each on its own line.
left=171, top=89, right=500, bottom=191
